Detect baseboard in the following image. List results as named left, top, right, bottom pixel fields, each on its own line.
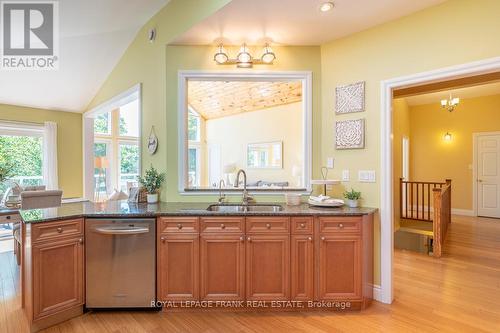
left=373, top=284, right=383, bottom=302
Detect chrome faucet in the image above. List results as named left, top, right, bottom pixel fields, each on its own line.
left=218, top=179, right=226, bottom=204
left=234, top=169, right=254, bottom=205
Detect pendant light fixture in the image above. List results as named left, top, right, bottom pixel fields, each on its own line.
left=441, top=94, right=460, bottom=112
left=213, top=43, right=276, bottom=68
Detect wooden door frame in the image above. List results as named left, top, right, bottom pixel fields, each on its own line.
left=472, top=131, right=500, bottom=217
left=380, top=56, right=500, bottom=304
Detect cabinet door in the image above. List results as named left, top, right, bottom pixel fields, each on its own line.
left=158, top=233, right=199, bottom=301
left=200, top=234, right=245, bottom=300
left=291, top=235, right=314, bottom=301
left=318, top=234, right=361, bottom=300
left=246, top=234, right=290, bottom=300
left=32, top=237, right=84, bottom=320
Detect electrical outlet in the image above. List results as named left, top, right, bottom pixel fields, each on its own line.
left=358, top=170, right=376, bottom=183
left=327, top=157, right=334, bottom=168
left=342, top=170, right=350, bottom=181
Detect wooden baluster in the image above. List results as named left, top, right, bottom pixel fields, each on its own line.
left=427, top=183, right=431, bottom=221
left=416, top=183, right=419, bottom=220
left=410, top=182, right=414, bottom=219
left=421, top=183, right=425, bottom=221
left=400, top=178, right=403, bottom=220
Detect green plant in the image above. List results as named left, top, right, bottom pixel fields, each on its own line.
left=343, top=188, right=361, bottom=200
left=138, top=165, right=166, bottom=194
left=0, top=156, right=14, bottom=183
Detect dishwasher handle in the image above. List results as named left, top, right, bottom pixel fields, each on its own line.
left=91, top=225, right=150, bottom=235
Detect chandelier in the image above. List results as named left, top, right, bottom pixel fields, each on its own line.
left=213, top=43, right=276, bottom=68
left=440, top=94, right=460, bottom=112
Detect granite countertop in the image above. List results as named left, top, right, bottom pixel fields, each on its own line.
left=20, top=201, right=378, bottom=223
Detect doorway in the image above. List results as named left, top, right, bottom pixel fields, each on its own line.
left=474, top=132, right=500, bottom=218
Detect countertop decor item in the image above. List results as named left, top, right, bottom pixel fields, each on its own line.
left=335, top=118, right=365, bottom=149
left=308, top=195, right=344, bottom=208
left=311, top=167, right=340, bottom=195
left=335, top=81, right=365, bottom=114
left=285, top=193, right=301, bottom=206
left=138, top=165, right=165, bottom=204
left=147, top=126, right=158, bottom=155
left=344, top=188, right=361, bottom=208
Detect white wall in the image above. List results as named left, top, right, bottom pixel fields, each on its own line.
left=205, top=102, right=303, bottom=186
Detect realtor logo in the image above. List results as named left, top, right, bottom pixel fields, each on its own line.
left=1, top=1, right=59, bottom=70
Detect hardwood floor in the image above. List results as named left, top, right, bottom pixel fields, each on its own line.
left=1, top=215, right=499, bottom=332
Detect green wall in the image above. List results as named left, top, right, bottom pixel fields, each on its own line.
left=0, top=104, right=83, bottom=198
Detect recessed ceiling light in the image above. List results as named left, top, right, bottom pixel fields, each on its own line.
left=319, top=2, right=334, bottom=12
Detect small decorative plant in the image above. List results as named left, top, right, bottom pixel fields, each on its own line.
left=138, top=165, right=165, bottom=203
left=343, top=188, right=361, bottom=208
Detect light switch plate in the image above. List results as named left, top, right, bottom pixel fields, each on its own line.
left=327, top=157, right=334, bottom=168
left=358, top=170, right=376, bottom=183
left=342, top=170, right=350, bottom=181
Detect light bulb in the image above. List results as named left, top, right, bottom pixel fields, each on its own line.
left=213, top=44, right=228, bottom=64
left=444, top=132, right=452, bottom=141
left=237, top=44, right=252, bottom=63
left=320, top=2, right=334, bottom=12
left=261, top=44, right=276, bottom=63
left=441, top=99, right=448, bottom=107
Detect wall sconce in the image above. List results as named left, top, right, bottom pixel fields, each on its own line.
left=213, top=43, right=276, bottom=68
left=443, top=132, right=453, bottom=141
left=441, top=94, right=460, bottom=112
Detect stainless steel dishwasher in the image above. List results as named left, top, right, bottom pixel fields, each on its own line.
left=85, top=218, right=155, bottom=308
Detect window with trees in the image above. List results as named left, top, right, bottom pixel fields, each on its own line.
left=187, top=108, right=201, bottom=187
left=93, top=99, right=140, bottom=198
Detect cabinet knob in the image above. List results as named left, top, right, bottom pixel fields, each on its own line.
left=308, top=236, right=313, bottom=241
left=161, top=236, right=166, bottom=242
left=6, top=215, right=11, bottom=220
left=177, top=224, right=183, bottom=230
left=338, top=223, right=344, bottom=229
left=240, top=236, right=244, bottom=242
left=78, top=238, right=83, bottom=244
left=321, top=236, right=326, bottom=241
left=266, top=223, right=271, bottom=229
left=57, top=227, right=63, bottom=233
left=300, top=223, right=305, bottom=228
left=247, top=237, right=251, bottom=242
left=221, top=224, right=226, bottom=229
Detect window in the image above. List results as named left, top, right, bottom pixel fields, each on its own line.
left=92, top=100, right=140, bottom=199
left=0, top=123, right=44, bottom=199
left=187, top=108, right=202, bottom=187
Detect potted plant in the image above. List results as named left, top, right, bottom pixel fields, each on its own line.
left=138, top=165, right=166, bottom=204
left=343, top=188, right=361, bottom=208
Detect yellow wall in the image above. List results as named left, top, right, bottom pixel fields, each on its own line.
left=205, top=102, right=303, bottom=186
left=0, top=104, right=83, bottom=198
left=409, top=94, right=500, bottom=211
left=320, top=0, right=500, bottom=284
left=88, top=0, right=500, bottom=285
left=392, top=98, right=411, bottom=227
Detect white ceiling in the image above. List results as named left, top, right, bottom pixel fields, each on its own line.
left=172, top=0, right=446, bottom=46
left=0, top=0, right=168, bottom=113
left=404, top=81, right=500, bottom=106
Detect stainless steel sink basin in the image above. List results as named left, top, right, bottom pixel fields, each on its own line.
left=207, top=204, right=283, bottom=213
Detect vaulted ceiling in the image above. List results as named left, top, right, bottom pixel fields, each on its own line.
left=188, top=81, right=302, bottom=119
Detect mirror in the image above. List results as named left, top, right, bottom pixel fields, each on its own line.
left=247, top=141, right=282, bottom=169
left=180, top=74, right=311, bottom=192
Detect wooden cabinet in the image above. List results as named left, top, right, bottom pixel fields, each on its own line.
left=291, top=234, right=314, bottom=301
left=246, top=234, right=290, bottom=300
left=23, top=218, right=85, bottom=331
left=200, top=233, right=245, bottom=300
left=32, top=236, right=84, bottom=319
left=158, top=233, right=199, bottom=301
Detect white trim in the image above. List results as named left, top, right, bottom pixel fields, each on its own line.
left=472, top=131, right=500, bottom=217
left=0, top=120, right=44, bottom=136
left=381, top=56, right=500, bottom=305
left=372, top=284, right=382, bottom=302
left=177, top=70, right=313, bottom=195
left=83, top=84, right=143, bottom=200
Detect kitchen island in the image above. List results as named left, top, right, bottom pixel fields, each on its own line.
left=19, top=201, right=376, bottom=332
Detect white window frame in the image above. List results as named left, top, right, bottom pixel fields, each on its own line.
left=83, top=84, right=142, bottom=200
left=177, top=71, right=313, bottom=195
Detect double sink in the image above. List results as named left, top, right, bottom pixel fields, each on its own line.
left=206, top=203, right=283, bottom=213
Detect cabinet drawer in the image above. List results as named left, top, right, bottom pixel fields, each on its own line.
left=32, top=218, right=83, bottom=243
left=0, top=213, right=21, bottom=224
left=319, top=217, right=361, bottom=234
left=159, top=217, right=199, bottom=233
left=291, top=217, right=313, bottom=234
left=201, top=217, right=244, bottom=233
left=246, top=217, right=289, bottom=234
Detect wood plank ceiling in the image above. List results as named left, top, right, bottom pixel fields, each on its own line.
left=187, top=81, right=302, bottom=119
